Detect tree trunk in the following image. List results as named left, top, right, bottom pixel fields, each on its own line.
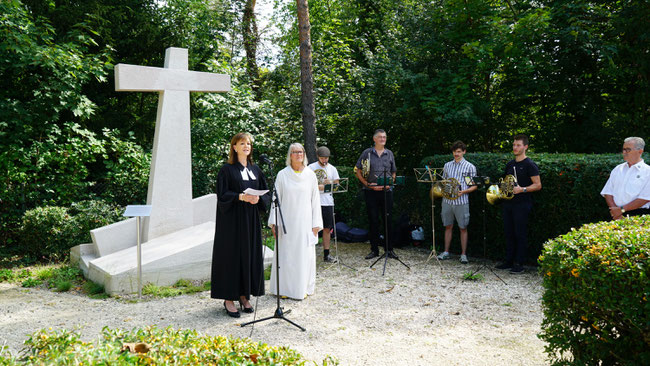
left=243, top=0, right=261, bottom=100
left=297, top=0, right=317, bottom=163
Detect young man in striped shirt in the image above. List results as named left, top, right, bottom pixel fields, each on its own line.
left=437, top=141, right=477, bottom=264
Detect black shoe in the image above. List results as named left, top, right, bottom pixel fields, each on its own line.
left=239, top=302, right=254, bottom=313
left=386, top=250, right=399, bottom=259
left=495, top=262, right=513, bottom=270
left=365, top=251, right=379, bottom=259
left=510, top=264, right=524, bottom=274
left=224, top=301, right=240, bottom=318
left=324, top=254, right=338, bottom=263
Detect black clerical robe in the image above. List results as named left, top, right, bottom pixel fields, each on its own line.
left=210, top=162, right=270, bottom=300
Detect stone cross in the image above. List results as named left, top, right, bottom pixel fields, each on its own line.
left=115, top=47, right=230, bottom=242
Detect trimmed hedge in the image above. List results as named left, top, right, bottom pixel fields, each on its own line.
left=333, top=152, right=647, bottom=263
left=538, top=216, right=650, bottom=365
left=0, top=326, right=336, bottom=365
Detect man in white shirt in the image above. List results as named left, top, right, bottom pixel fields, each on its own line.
left=309, top=146, right=340, bottom=262
left=601, top=137, right=650, bottom=219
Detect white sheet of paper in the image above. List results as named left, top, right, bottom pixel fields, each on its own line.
left=243, top=188, right=269, bottom=196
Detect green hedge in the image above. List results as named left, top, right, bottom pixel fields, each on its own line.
left=333, top=152, right=647, bottom=263
left=538, top=216, right=650, bottom=365
left=0, top=326, right=336, bottom=365
left=19, top=200, right=123, bottom=259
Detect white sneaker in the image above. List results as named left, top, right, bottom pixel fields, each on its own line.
left=460, top=255, right=468, bottom=264
left=437, top=251, right=450, bottom=260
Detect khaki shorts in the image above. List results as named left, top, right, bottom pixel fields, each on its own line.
left=441, top=201, right=470, bottom=229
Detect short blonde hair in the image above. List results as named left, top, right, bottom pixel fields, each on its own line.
left=285, top=142, right=309, bottom=167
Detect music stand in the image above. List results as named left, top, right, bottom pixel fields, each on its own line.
left=413, top=167, right=445, bottom=269
left=321, top=178, right=356, bottom=272
left=369, top=169, right=410, bottom=275
left=463, top=175, right=506, bottom=285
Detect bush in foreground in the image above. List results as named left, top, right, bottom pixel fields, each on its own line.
left=0, top=326, right=336, bottom=365
left=538, top=216, right=650, bottom=365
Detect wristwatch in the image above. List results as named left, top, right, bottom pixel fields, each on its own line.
left=620, top=206, right=626, bottom=214
left=523, top=187, right=527, bottom=193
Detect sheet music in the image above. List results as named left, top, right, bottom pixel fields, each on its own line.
left=243, top=188, right=269, bottom=196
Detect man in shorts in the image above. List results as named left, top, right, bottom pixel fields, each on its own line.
left=437, top=141, right=477, bottom=264
left=309, top=146, right=340, bottom=262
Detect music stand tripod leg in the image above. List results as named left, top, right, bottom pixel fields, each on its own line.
left=369, top=169, right=410, bottom=275
left=463, top=183, right=506, bottom=285
left=425, top=189, right=443, bottom=271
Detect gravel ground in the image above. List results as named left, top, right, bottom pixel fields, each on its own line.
left=0, top=243, right=548, bottom=365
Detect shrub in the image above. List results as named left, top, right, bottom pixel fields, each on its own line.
left=19, top=207, right=75, bottom=259
left=0, top=326, right=337, bottom=365
left=69, top=200, right=124, bottom=244
left=538, top=216, right=650, bottom=365
left=19, top=200, right=123, bottom=259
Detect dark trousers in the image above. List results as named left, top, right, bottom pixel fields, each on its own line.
left=364, top=189, right=394, bottom=253
left=502, top=200, right=532, bottom=265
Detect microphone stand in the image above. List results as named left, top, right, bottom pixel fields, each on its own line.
left=241, top=162, right=306, bottom=331
left=370, top=168, right=410, bottom=275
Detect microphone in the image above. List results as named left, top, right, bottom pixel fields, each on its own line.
left=259, top=154, right=273, bottom=165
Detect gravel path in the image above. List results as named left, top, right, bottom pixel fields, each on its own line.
left=0, top=243, right=547, bottom=365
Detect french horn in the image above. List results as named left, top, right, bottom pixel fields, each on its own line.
left=429, top=177, right=461, bottom=200
left=353, top=157, right=371, bottom=180
left=486, top=174, right=517, bottom=205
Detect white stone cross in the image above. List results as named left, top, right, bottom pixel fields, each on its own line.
left=115, top=47, right=230, bottom=242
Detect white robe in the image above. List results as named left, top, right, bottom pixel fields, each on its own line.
left=268, top=166, right=323, bottom=299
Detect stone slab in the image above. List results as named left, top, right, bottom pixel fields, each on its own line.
left=70, top=243, right=96, bottom=277
left=87, top=222, right=215, bottom=294
left=91, top=218, right=137, bottom=258
left=192, top=193, right=216, bottom=226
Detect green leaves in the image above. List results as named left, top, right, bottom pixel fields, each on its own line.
left=2, top=326, right=333, bottom=365
left=539, top=216, right=650, bottom=365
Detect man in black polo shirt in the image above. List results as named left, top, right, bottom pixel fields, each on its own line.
left=496, top=134, right=542, bottom=274
left=355, top=129, right=398, bottom=260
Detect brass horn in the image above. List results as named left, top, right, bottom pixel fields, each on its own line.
left=429, top=177, right=461, bottom=200
left=486, top=174, right=517, bottom=205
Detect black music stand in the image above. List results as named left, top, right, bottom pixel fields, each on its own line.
left=322, top=178, right=356, bottom=272
left=463, top=175, right=506, bottom=285
left=241, top=169, right=306, bottom=332
left=370, top=169, right=410, bottom=275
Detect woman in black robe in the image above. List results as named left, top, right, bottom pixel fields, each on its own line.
left=211, top=132, right=270, bottom=318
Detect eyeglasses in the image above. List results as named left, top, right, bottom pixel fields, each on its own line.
left=622, top=148, right=633, bottom=153
left=291, top=151, right=304, bottom=155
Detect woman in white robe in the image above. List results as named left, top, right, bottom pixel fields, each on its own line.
left=268, top=143, right=323, bottom=300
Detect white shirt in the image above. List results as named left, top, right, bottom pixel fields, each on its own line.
left=601, top=159, right=650, bottom=208
left=308, top=162, right=340, bottom=206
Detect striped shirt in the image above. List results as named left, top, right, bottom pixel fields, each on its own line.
left=442, top=158, right=476, bottom=205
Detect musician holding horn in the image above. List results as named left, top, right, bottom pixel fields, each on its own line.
left=355, top=129, right=398, bottom=260
left=495, top=134, right=542, bottom=274
left=436, top=141, right=477, bottom=264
